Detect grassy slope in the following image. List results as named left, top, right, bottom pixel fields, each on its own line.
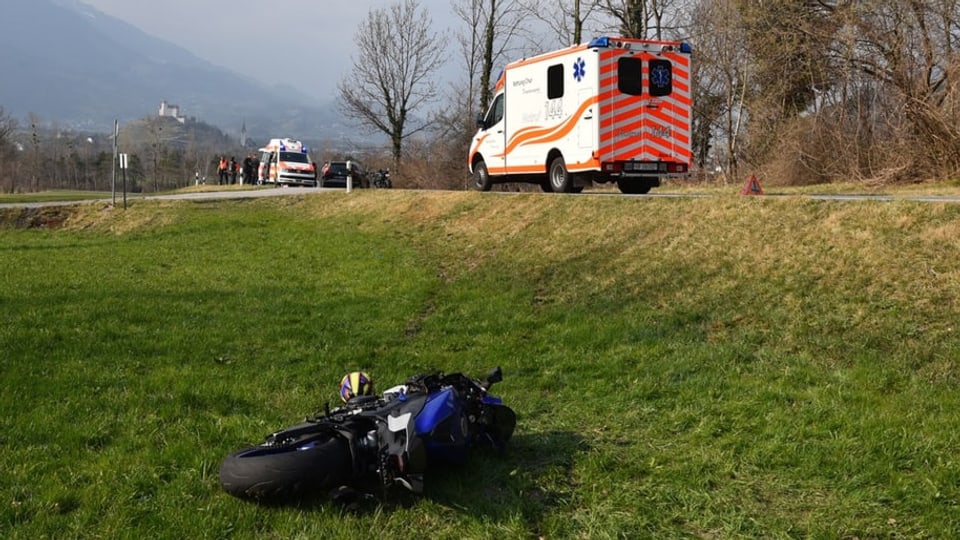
left=1, top=190, right=959, bottom=538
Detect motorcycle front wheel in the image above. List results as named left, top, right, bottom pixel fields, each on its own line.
left=219, top=435, right=351, bottom=501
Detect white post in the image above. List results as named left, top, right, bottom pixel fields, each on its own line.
left=347, top=174, right=353, bottom=193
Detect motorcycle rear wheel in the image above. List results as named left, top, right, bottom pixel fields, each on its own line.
left=219, top=435, right=351, bottom=501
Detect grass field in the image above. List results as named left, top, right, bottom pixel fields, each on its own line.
left=2, top=190, right=960, bottom=538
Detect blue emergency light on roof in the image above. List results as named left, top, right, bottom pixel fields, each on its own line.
left=680, top=42, right=692, bottom=54
left=588, top=37, right=611, bottom=48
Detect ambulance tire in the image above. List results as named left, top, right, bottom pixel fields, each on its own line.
left=473, top=160, right=493, bottom=191
left=548, top=156, right=573, bottom=193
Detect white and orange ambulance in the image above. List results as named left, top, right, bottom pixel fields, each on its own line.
left=257, top=138, right=317, bottom=187
left=468, top=36, right=692, bottom=194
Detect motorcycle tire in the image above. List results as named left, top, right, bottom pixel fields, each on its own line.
left=219, top=435, right=351, bottom=501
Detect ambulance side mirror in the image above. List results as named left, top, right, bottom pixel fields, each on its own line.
left=476, top=113, right=486, bottom=130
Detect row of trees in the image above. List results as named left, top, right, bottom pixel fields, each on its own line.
left=5, top=1, right=960, bottom=193
left=0, top=111, right=243, bottom=194
left=0, top=109, right=118, bottom=194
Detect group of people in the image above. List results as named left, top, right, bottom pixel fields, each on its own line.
left=216, top=154, right=260, bottom=185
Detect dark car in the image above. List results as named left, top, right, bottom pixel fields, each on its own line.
left=320, top=160, right=369, bottom=188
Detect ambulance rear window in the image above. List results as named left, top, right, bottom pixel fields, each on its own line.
left=618, top=57, right=643, bottom=95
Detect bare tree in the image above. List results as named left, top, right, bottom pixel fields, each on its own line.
left=840, top=0, right=960, bottom=177
left=593, top=0, right=683, bottom=39
left=726, top=0, right=960, bottom=184
left=338, top=0, right=447, bottom=166
left=687, top=0, right=752, bottom=181
left=527, top=0, right=603, bottom=47
left=0, top=107, right=19, bottom=193
left=451, top=0, right=532, bottom=115
left=453, top=0, right=486, bottom=124
left=28, top=113, right=43, bottom=192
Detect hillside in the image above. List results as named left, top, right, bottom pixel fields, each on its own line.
left=0, top=0, right=336, bottom=137
left=2, top=191, right=960, bottom=537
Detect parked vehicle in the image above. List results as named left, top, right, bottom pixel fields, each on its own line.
left=218, top=368, right=516, bottom=501
left=257, top=138, right=317, bottom=187
left=468, top=36, right=693, bottom=194
left=320, top=160, right=369, bottom=188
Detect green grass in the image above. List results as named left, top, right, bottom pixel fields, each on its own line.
left=2, top=191, right=960, bottom=538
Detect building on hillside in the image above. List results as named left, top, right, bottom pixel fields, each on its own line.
left=158, top=100, right=186, bottom=123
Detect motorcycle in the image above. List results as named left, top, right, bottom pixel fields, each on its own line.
left=372, top=169, right=392, bottom=188
left=218, top=368, right=516, bottom=501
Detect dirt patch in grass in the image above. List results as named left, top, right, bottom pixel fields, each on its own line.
left=0, top=206, right=76, bottom=229
left=0, top=201, right=184, bottom=234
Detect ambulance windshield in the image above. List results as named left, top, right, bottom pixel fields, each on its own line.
left=279, top=151, right=310, bottom=163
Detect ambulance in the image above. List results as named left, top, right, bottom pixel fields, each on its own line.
left=468, top=36, right=692, bottom=194
left=257, top=138, right=317, bottom=187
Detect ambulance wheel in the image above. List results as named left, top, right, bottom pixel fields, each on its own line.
left=548, top=156, right=572, bottom=193
left=473, top=160, right=493, bottom=191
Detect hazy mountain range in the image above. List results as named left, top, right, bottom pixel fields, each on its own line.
left=0, top=0, right=339, bottom=138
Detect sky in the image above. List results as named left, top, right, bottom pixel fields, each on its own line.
left=79, top=0, right=460, bottom=100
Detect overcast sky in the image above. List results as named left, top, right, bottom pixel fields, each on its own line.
left=80, top=0, right=460, bottom=100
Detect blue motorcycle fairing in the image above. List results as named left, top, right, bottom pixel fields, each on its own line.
left=415, top=387, right=471, bottom=463
left=415, top=387, right=458, bottom=436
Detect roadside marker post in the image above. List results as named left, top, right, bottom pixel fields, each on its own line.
left=119, top=153, right=129, bottom=209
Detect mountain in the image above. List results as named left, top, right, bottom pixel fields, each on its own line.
left=0, top=0, right=337, bottom=138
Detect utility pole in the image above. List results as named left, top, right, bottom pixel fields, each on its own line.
left=111, top=119, right=118, bottom=206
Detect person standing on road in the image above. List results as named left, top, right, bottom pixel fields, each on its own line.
left=242, top=154, right=254, bottom=186
left=229, top=157, right=238, bottom=185
left=263, top=153, right=273, bottom=183
left=218, top=156, right=228, bottom=185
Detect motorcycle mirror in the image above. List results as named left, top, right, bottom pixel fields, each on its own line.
left=485, top=367, right=503, bottom=387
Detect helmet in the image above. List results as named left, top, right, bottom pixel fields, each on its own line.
left=339, top=371, right=374, bottom=402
